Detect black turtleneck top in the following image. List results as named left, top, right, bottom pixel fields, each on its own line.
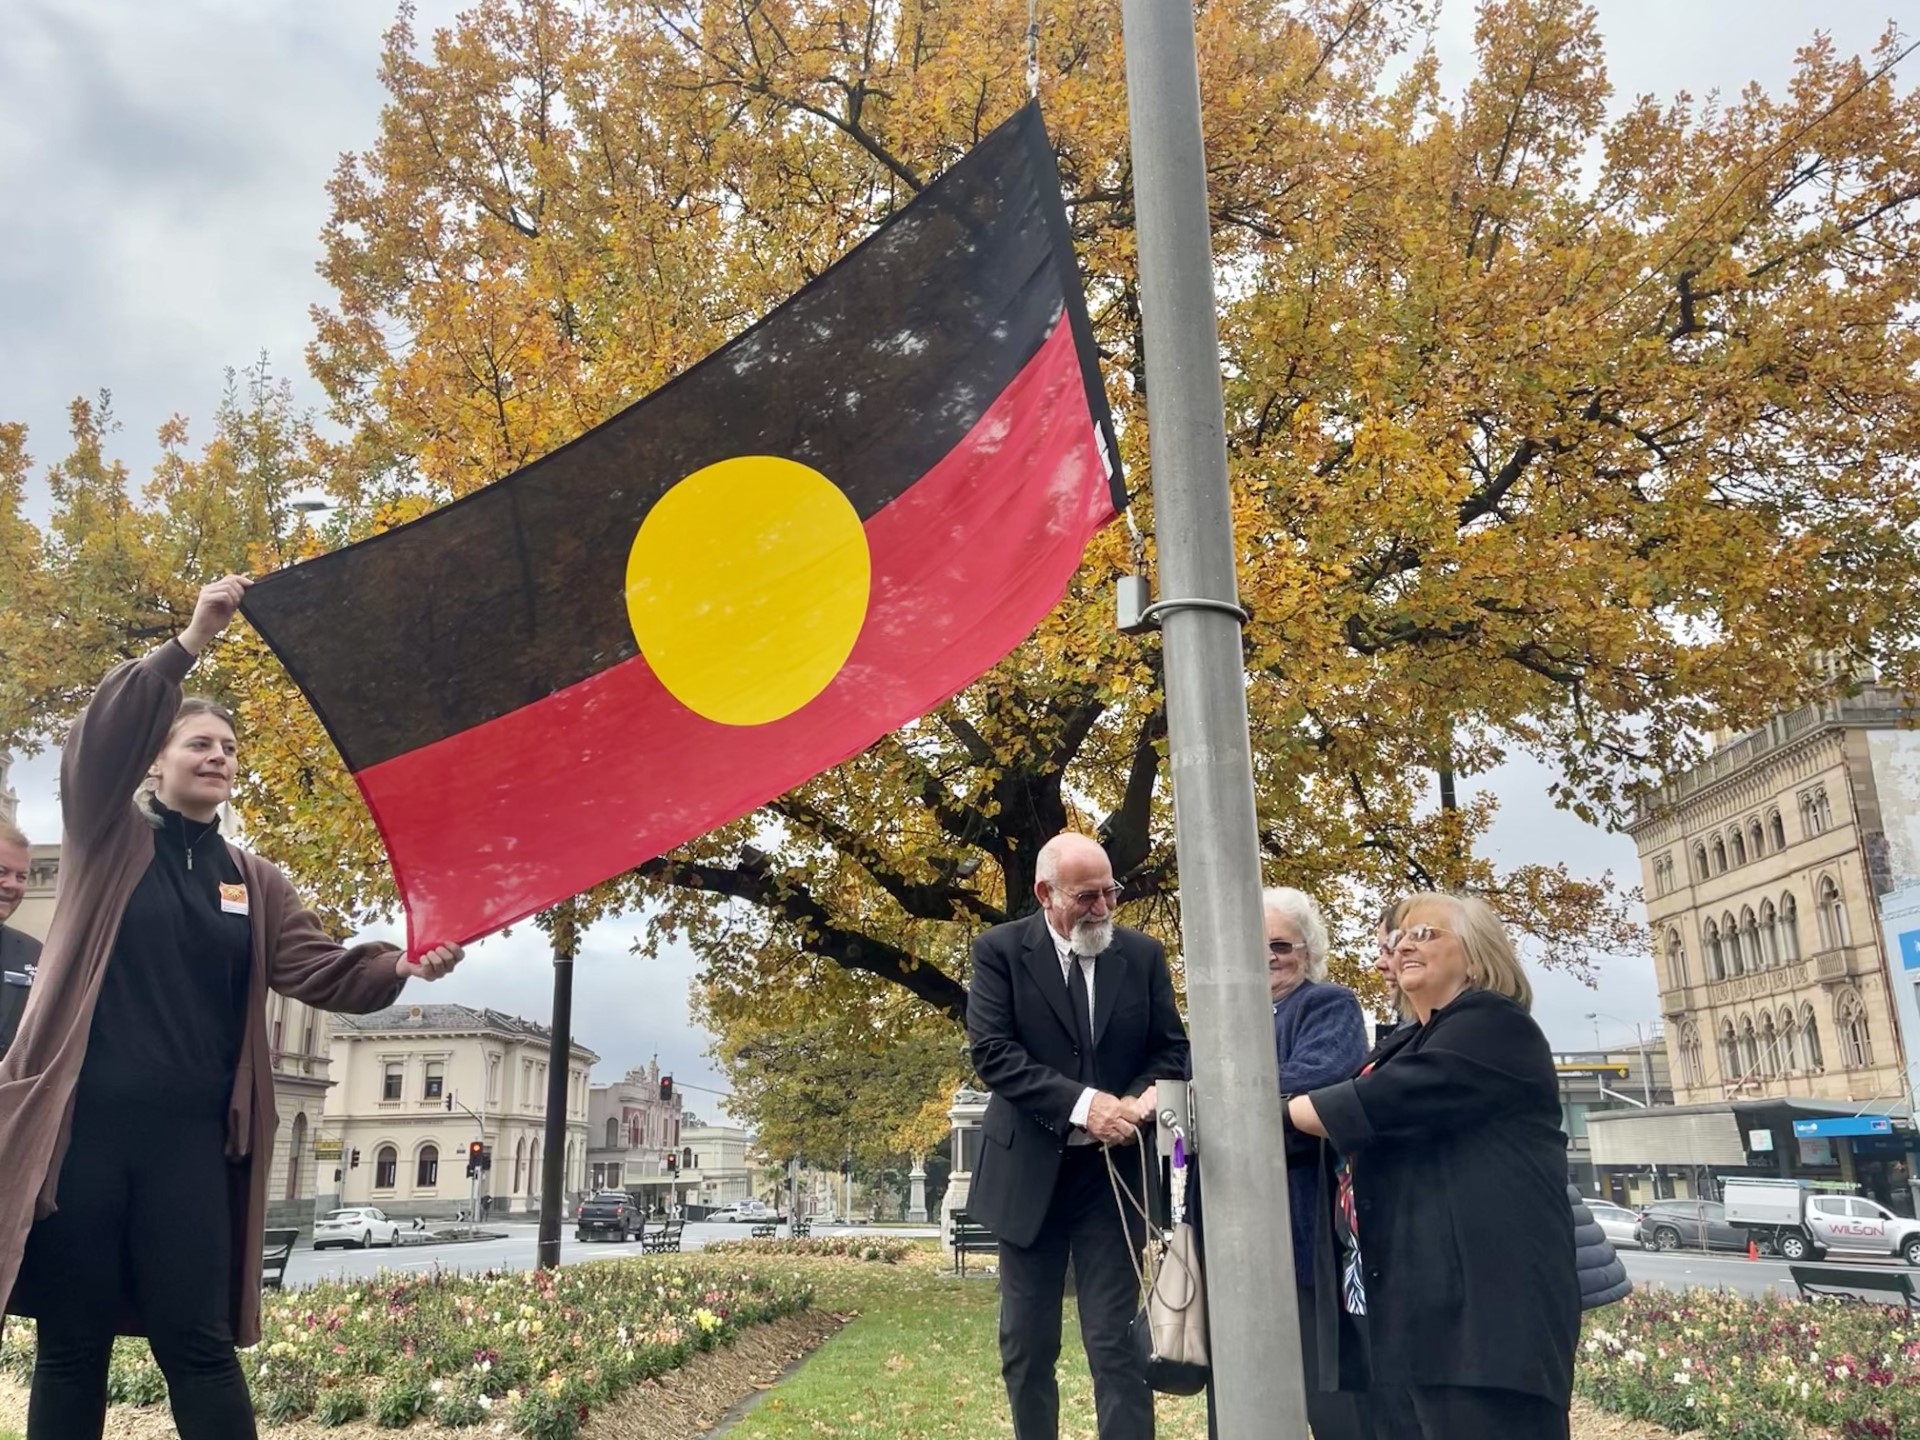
left=78, top=797, right=252, bottom=1117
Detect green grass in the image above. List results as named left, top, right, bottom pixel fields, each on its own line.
left=727, top=1245, right=1209, bottom=1440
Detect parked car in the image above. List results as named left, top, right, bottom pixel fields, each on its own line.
left=575, top=1190, right=643, bottom=1243
left=1585, top=1199, right=1643, bottom=1248
left=314, top=1207, right=402, bottom=1251
left=709, top=1201, right=780, bottom=1224
left=1635, top=1200, right=1746, bottom=1253
left=1723, top=1177, right=1920, bottom=1265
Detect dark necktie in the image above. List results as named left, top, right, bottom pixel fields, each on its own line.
left=1067, top=954, right=1096, bottom=1084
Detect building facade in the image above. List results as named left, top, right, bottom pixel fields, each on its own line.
left=1555, top=1044, right=1675, bottom=1201
left=327, top=1004, right=596, bottom=1219
left=678, top=1123, right=756, bottom=1209
left=585, top=1060, right=684, bottom=1203
left=1631, top=689, right=1913, bottom=1110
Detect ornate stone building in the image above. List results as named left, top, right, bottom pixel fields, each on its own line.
left=326, top=1004, right=596, bottom=1218
left=1630, top=686, right=1913, bottom=1109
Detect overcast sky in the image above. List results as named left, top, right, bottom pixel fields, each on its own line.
left=2, top=1, right=1908, bottom=1085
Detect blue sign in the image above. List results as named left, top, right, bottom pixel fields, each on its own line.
left=1901, top=929, right=1920, bottom=971
left=1791, top=1116, right=1895, bottom=1139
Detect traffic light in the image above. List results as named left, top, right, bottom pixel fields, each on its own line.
left=840, top=1158, right=851, bottom=1178
left=664, top=1150, right=678, bottom=1174
left=658, top=1074, right=673, bottom=1103
left=350, top=1148, right=361, bottom=1169
left=467, top=1140, right=492, bottom=1178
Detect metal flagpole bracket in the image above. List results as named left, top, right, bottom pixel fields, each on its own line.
left=1118, top=584, right=1250, bottom=635
left=1155, top=1077, right=1195, bottom=1158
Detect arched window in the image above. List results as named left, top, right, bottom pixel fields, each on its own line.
left=286, top=1112, right=307, bottom=1201
left=1740, top=1016, right=1760, bottom=1079
left=1749, top=820, right=1765, bottom=859
left=1725, top=912, right=1745, bottom=975
left=1719, top=1021, right=1740, bottom=1083
left=375, top=1145, right=398, bottom=1190
left=528, top=1140, right=541, bottom=1194
left=605, top=1117, right=619, bottom=1149
left=1712, top=838, right=1728, bottom=874
left=1801, top=1006, right=1825, bottom=1072
left=513, top=1138, right=526, bottom=1193
left=1705, top=921, right=1725, bottom=980
left=1729, top=829, right=1747, bottom=866
left=1759, top=901, right=1780, bottom=965
left=1742, top=908, right=1764, bottom=969
left=1680, top=1023, right=1705, bottom=1088
left=1818, top=876, right=1850, bottom=949
left=1815, top=788, right=1834, bottom=830
left=417, top=1143, right=439, bottom=1189
left=1693, top=843, right=1710, bottom=880
left=1837, top=991, right=1873, bottom=1069
left=1769, top=811, right=1786, bottom=850
left=1759, top=1014, right=1780, bottom=1078
left=1779, top=893, right=1801, bottom=961
left=1781, top=1009, right=1800, bottom=1073
left=1666, top=930, right=1688, bottom=989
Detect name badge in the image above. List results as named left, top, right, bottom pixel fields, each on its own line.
left=219, top=882, right=250, bottom=916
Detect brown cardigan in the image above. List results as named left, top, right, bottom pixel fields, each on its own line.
left=0, top=641, right=407, bottom=1346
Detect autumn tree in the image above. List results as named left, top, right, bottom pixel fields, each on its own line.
left=10, top=0, right=1920, bottom=1139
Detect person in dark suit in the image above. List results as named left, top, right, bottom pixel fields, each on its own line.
left=1287, top=893, right=1578, bottom=1440
left=0, top=822, right=40, bottom=1060
left=965, top=832, right=1190, bottom=1440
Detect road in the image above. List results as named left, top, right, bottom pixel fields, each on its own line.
left=281, top=1223, right=1909, bottom=1300
left=1619, top=1243, right=1920, bottom=1300
left=282, top=1221, right=938, bottom=1290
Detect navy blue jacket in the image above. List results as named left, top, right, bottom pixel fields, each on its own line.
left=1272, top=980, right=1368, bottom=1287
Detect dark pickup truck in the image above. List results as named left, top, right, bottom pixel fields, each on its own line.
left=575, top=1190, right=643, bottom=1243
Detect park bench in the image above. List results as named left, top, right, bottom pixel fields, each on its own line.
left=950, top=1210, right=999, bottom=1277
left=261, top=1228, right=300, bottom=1290
left=791, top=1217, right=812, bottom=1239
left=1790, top=1263, right=1919, bottom=1311
left=751, top=1221, right=778, bottom=1239
left=644, top=1218, right=685, bottom=1254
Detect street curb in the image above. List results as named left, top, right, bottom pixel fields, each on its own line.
left=696, top=1328, right=833, bottom=1440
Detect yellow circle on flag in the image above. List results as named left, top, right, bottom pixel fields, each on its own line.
left=625, top=456, right=871, bottom=726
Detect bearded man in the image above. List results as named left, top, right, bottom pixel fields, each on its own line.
left=965, top=831, right=1190, bottom=1440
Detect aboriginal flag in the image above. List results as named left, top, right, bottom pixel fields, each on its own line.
left=243, top=103, right=1123, bottom=950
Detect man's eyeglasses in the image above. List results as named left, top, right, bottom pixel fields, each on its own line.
left=1388, top=924, right=1451, bottom=948
left=1066, top=885, right=1122, bottom=908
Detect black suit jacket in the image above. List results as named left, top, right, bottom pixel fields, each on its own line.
left=965, top=911, right=1190, bottom=1248
left=0, top=924, right=42, bottom=1060
left=1306, top=988, right=1578, bottom=1405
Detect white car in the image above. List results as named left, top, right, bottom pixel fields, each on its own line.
left=314, top=1207, right=402, bottom=1250
left=1586, top=1199, right=1643, bottom=1248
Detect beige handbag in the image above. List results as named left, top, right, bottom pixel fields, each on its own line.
left=1106, top=1137, right=1209, bottom=1395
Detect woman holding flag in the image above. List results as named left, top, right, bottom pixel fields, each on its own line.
left=0, top=575, right=464, bottom=1440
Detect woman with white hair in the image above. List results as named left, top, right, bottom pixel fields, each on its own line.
left=1286, top=892, right=1578, bottom=1439
left=1262, top=886, right=1370, bottom=1439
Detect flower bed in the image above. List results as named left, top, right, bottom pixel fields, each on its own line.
left=1579, top=1287, right=1920, bottom=1439
left=0, top=1258, right=810, bottom=1438
left=701, top=1236, right=913, bottom=1264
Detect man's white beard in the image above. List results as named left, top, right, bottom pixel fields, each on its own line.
left=1070, top=917, right=1113, bottom=957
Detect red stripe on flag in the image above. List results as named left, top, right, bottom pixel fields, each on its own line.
left=357, top=319, right=1113, bottom=948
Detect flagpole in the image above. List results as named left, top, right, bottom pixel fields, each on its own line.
left=536, top=900, right=579, bottom=1270
left=1118, top=4, right=1309, bottom=1435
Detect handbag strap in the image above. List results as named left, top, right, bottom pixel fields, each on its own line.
left=1104, top=1140, right=1203, bottom=1315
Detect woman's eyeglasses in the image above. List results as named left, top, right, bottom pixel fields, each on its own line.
left=1387, top=924, right=1452, bottom=948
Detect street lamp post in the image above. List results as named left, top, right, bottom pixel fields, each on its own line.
left=1587, top=1012, right=1654, bottom=1106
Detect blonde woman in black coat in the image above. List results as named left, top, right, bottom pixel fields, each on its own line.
left=1286, top=893, right=1578, bottom=1440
